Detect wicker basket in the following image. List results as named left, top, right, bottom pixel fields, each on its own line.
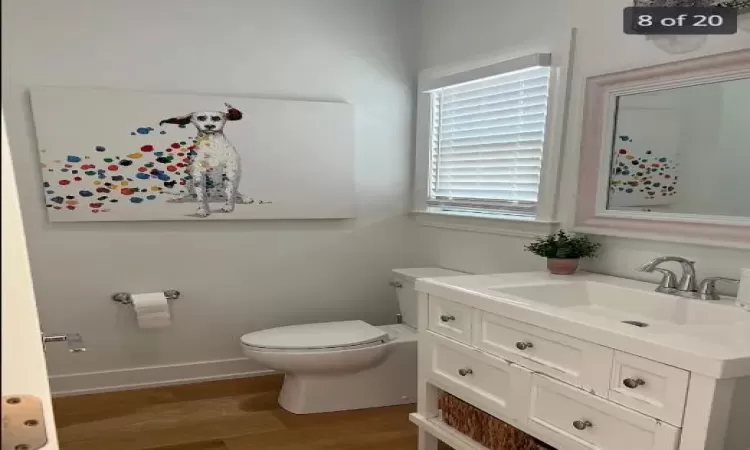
left=438, top=391, right=554, bottom=450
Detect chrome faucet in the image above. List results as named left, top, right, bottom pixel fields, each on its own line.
left=637, top=256, right=697, bottom=293
left=637, top=256, right=741, bottom=301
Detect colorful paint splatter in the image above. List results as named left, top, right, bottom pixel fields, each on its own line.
left=609, top=136, right=679, bottom=201
left=41, top=127, right=199, bottom=213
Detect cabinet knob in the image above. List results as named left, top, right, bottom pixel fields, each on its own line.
left=440, top=315, right=456, bottom=322
left=623, top=378, right=646, bottom=389
left=458, top=368, right=473, bottom=377
left=573, top=420, right=593, bottom=430
left=515, top=341, right=534, bottom=351
left=389, top=281, right=403, bottom=288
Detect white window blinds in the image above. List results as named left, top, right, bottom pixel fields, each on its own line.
left=427, top=61, right=551, bottom=215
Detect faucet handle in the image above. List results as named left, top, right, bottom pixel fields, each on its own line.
left=678, top=260, right=698, bottom=292
left=698, top=277, right=740, bottom=301
left=652, top=268, right=677, bottom=292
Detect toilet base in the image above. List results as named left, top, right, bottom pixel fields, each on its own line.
left=278, top=326, right=417, bottom=414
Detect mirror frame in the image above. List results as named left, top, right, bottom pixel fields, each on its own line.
left=575, top=49, right=750, bottom=249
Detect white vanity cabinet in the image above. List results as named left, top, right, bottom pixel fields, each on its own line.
left=410, top=273, right=750, bottom=450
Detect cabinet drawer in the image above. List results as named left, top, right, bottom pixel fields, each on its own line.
left=474, top=312, right=613, bottom=395
left=428, top=296, right=473, bottom=344
left=527, top=374, right=681, bottom=450
left=608, top=351, right=689, bottom=426
left=424, top=332, right=531, bottom=424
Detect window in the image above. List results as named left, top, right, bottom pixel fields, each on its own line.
left=425, top=54, right=552, bottom=216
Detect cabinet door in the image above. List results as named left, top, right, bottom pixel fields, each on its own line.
left=424, top=332, right=532, bottom=425
left=608, top=351, right=689, bottom=426
left=428, top=296, right=473, bottom=345
left=527, top=374, right=681, bottom=450
left=474, top=311, right=613, bottom=396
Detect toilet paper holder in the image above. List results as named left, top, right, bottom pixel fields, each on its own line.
left=112, top=290, right=181, bottom=305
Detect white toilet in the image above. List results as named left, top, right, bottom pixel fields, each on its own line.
left=241, top=267, right=464, bottom=414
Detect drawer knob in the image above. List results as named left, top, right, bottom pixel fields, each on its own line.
left=623, top=378, right=646, bottom=389
left=573, top=420, right=593, bottom=431
left=440, top=315, right=456, bottom=322
left=458, top=368, right=473, bottom=377
left=515, top=341, right=534, bottom=351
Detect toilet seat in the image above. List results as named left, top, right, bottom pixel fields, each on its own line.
left=241, top=320, right=389, bottom=352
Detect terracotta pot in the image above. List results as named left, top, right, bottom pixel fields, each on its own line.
left=547, top=258, right=579, bottom=275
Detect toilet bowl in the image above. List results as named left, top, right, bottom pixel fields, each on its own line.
left=240, top=267, right=465, bottom=414
left=243, top=322, right=416, bottom=414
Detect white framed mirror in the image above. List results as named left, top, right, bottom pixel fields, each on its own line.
left=575, top=49, right=750, bottom=249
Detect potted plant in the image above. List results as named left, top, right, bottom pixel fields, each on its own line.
left=524, top=230, right=601, bottom=275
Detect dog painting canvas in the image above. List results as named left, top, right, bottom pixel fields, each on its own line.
left=30, top=86, right=355, bottom=222
left=159, top=103, right=252, bottom=217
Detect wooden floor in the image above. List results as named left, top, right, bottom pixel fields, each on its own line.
left=52, top=375, right=450, bottom=450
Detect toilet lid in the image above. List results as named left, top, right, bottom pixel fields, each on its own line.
left=241, top=320, right=389, bottom=350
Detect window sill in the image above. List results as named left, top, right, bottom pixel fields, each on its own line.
left=411, top=209, right=559, bottom=237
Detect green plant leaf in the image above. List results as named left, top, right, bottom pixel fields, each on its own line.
left=523, top=230, right=601, bottom=259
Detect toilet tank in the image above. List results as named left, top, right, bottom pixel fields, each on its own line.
left=391, top=268, right=466, bottom=328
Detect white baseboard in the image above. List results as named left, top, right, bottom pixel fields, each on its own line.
left=50, top=358, right=277, bottom=397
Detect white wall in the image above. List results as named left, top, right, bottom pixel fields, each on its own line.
left=417, top=0, right=750, bottom=288
left=1, top=0, right=421, bottom=393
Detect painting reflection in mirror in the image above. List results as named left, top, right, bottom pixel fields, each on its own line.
left=607, top=77, right=750, bottom=218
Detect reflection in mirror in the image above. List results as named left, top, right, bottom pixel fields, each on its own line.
left=607, top=77, right=750, bottom=218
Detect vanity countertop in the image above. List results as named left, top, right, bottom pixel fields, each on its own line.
left=416, top=271, right=750, bottom=379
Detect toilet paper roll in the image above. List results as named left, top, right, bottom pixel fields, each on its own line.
left=737, top=269, right=750, bottom=312
left=131, top=292, right=171, bottom=329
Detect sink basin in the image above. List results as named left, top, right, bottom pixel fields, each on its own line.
left=491, top=281, right=739, bottom=327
